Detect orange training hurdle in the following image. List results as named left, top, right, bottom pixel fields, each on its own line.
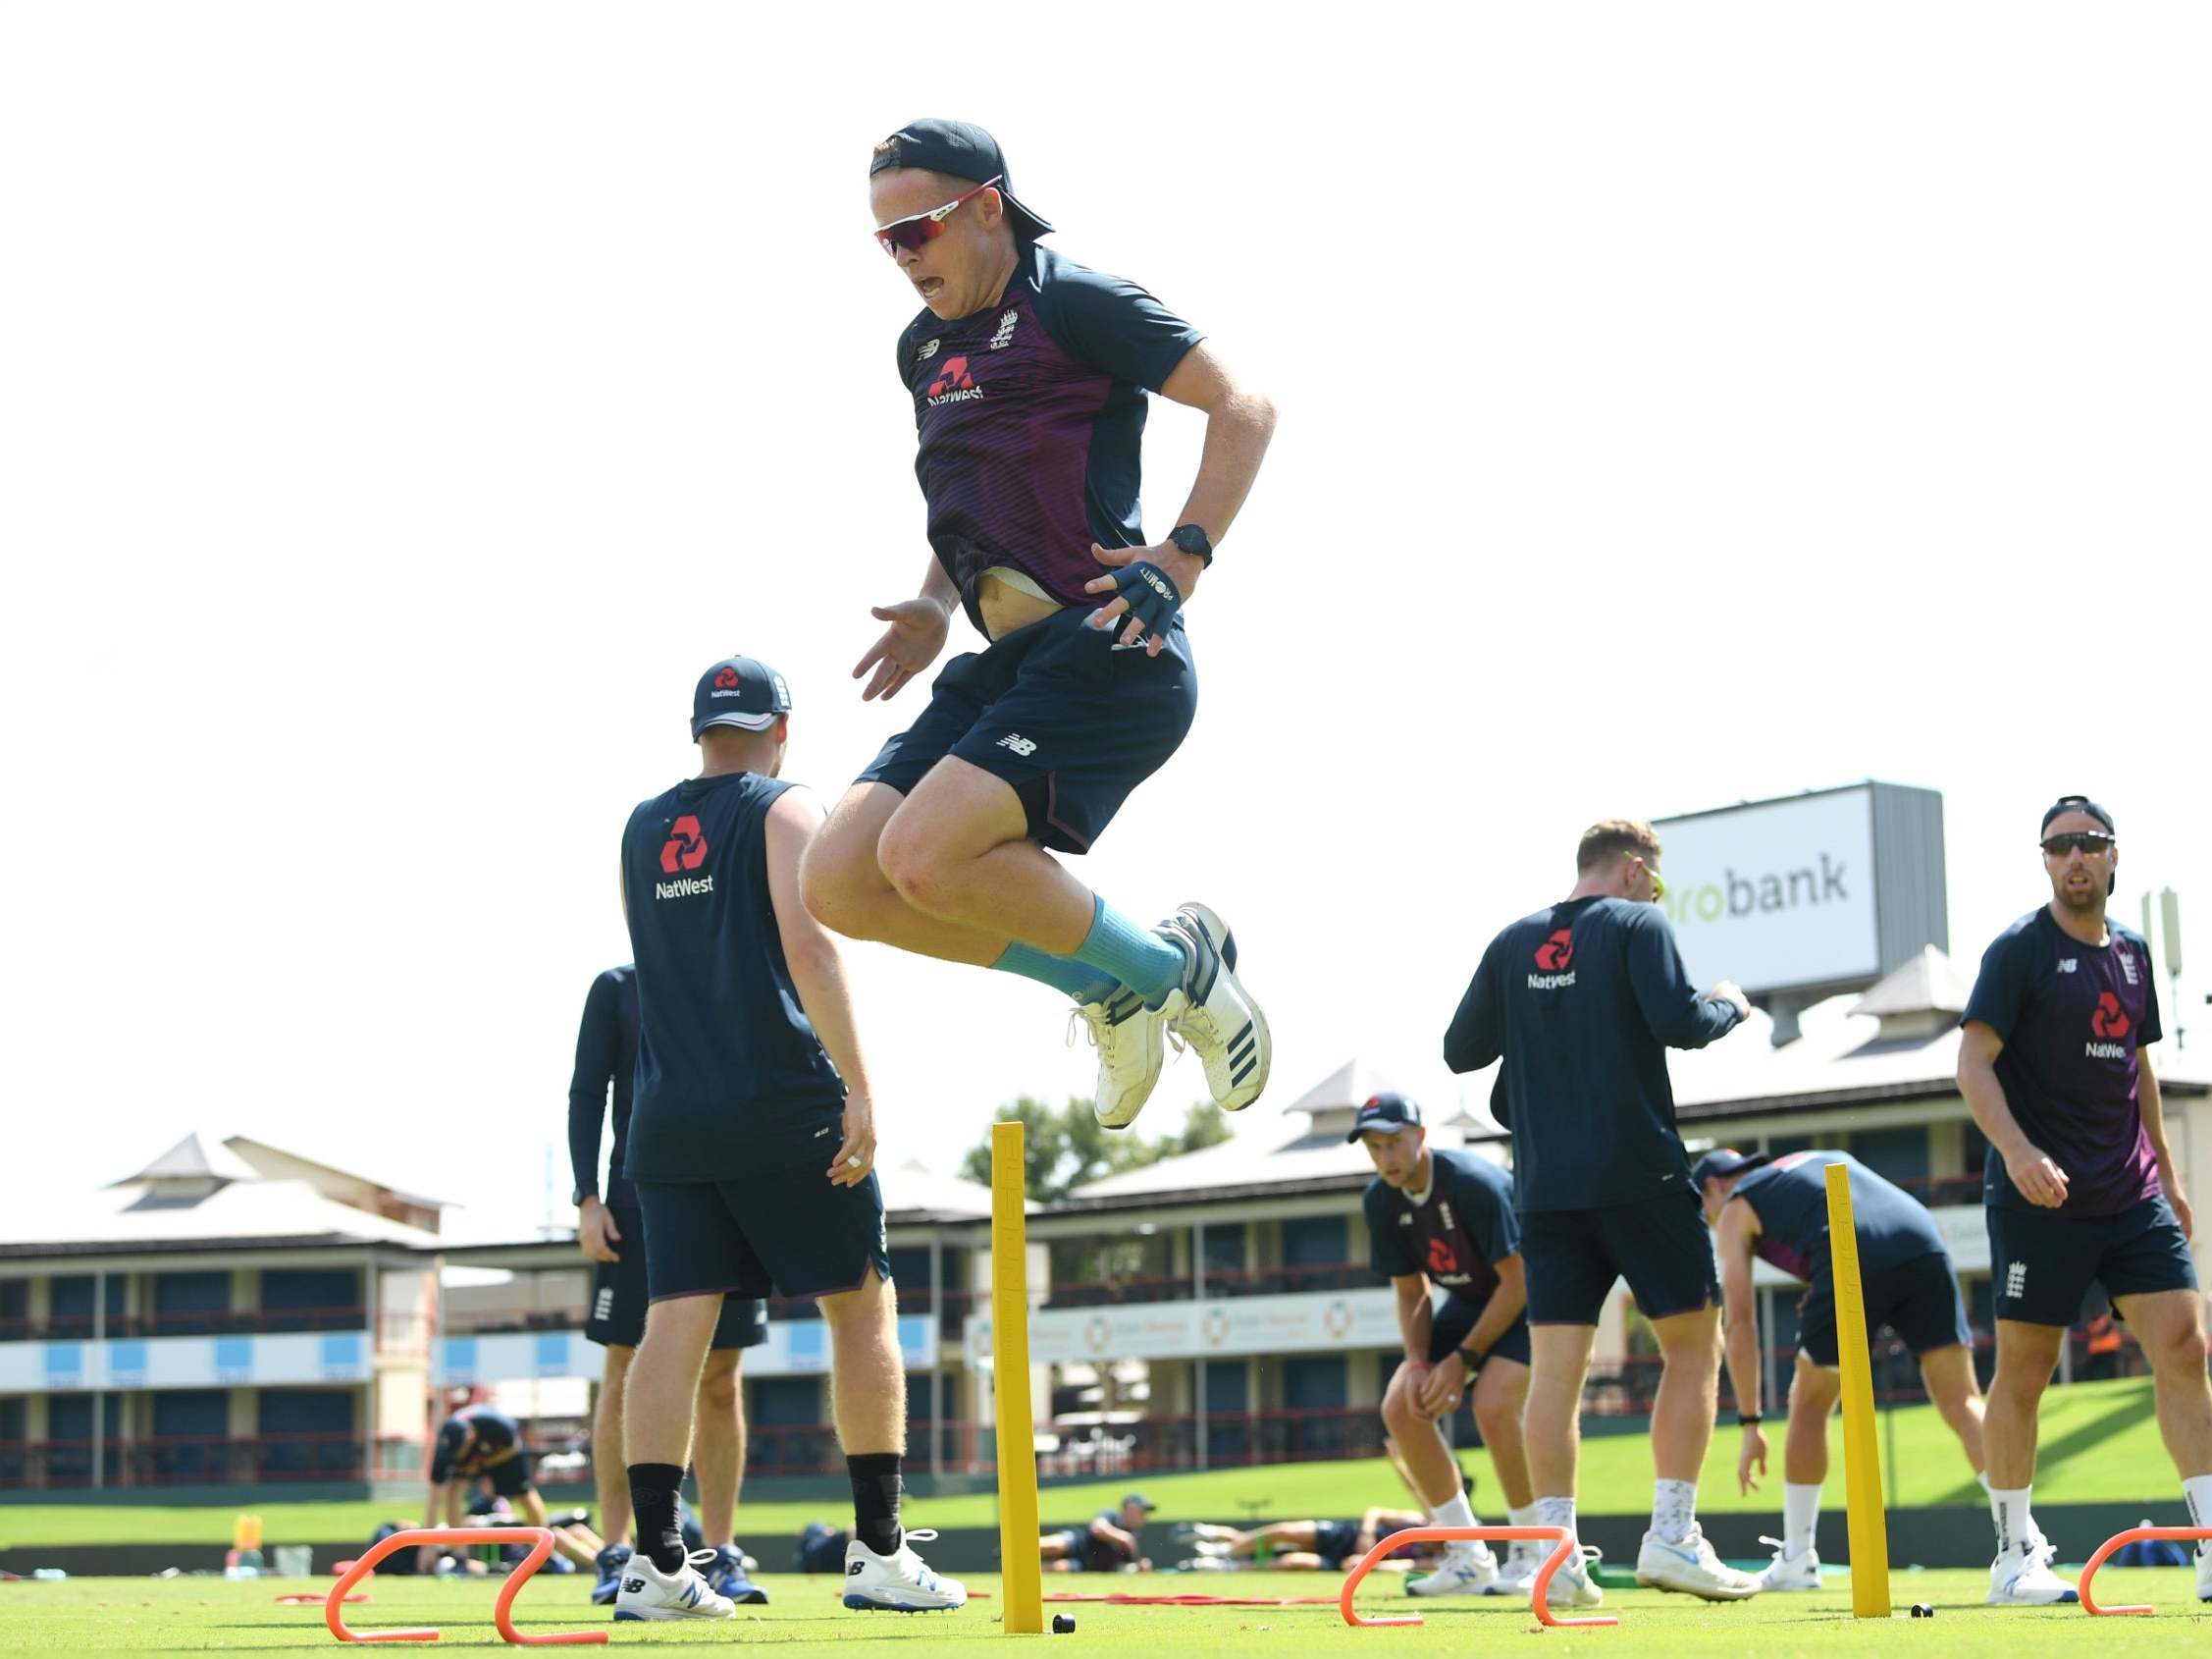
left=2076, top=1525, right=2212, bottom=1617
left=1338, top=1525, right=1617, bottom=1630
left=324, top=1526, right=606, bottom=1646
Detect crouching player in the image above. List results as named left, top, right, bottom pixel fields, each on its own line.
left=420, top=1405, right=601, bottom=1574
left=1355, top=1092, right=1540, bottom=1596
left=1699, top=1148, right=1991, bottom=1589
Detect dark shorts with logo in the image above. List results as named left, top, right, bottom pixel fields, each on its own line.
left=855, top=605, right=1198, bottom=854
left=1986, top=1194, right=2197, bottom=1326
left=586, top=1201, right=767, bottom=1351
left=1310, top=1519, right=1362, bottom=1567
left=1521, top=1188, right=1718, bottom=1325
left=1796, top=1249, right=1971, bottom=1367
left=476, top=1450, right=536, bottom=1499
left=637, top=1162, right=890, bottom=1305
left=1421, top=1292, right=1533, bottom=1367
left=1046, top=1526, right=1087, bottom=1568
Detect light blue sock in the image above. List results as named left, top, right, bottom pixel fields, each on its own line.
left=1071, top=895, right=1185, bottom=1003
left=991, top=941, right=1117, bottom=1005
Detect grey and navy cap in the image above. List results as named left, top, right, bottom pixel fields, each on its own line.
left=2040, top=794, right=2115, bottom=834
left=1690, top=1148, right=1770, bottom=1189
left=1345, top=1091, right=1423, bottom=1144
left=691, top=655, right=792, bottom=738
left=869, top=118, right=1053, bottom=241
left=1123, top=1492, right=1156, bottom=1513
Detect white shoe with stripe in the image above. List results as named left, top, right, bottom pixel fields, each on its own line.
left=611, top=1548, right=737, bottom=1622
left=1154, top=902, right=1270, bottom=1111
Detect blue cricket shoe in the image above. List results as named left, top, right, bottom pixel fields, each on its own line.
left=590, top=1543, right=631, bottom=1607
left=707, top=1542, right=768, bottom=1605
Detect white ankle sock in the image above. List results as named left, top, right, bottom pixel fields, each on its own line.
left=1653, top=1478, right=1698, bottom=1545
left=1989, top=1485, right=2031, bottom=1556
left=1535, top=1494, right=1577, bottom=1549
left=2183, top=1474, right=2212, bottom=1563
left=1782, top=1483, right=1820, bottom=1558
left=1432, top=1490, right=1476, bottom=1529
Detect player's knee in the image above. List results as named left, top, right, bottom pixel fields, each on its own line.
left=875, top=817, right=953, bottom=912
left=1472, top=1394, right=1515, bottom=1442
left=699, top=1365, right=739, bottom=1416
left=2153, top=1323, right=2207, bottom=1376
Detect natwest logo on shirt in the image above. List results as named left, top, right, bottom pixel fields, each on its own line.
left=2085, top=990, right=2132, bottom=1057
left=926, top=355, right=983, bottom=405
left=1528, top=927, right=1578, bottom=989
left=659, top=815, right=709, bottom=875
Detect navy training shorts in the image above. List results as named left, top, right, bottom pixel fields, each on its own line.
left=1424, top=1291, right=1532, bottom=1367
left=1987, top=1193, right=2197, bottom=1326
left=1521, top=1187, right=1719, bottom=1325
left=480, top=1450, right=535, bottom=1499
left=586, top=1199, right=767, bottom=1351
left=636, top=1164, right=890, bottom=1305
left=855, top=604, right=1197, bottom=854
left=1796, top=1248, right=1971, bottom=1367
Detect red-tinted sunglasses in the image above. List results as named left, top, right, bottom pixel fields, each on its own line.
left=873, top=175, right=1000, bottom=256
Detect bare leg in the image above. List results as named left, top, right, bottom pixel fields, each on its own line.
left=1648, top=1307, right=1723, bottom=1482
left=821, top=1271, right=905, bottom=1455
left=802, top=783, right=1012, bottom=964
left=1471, top=1359, right=1534, bottom=1511
left=1784, top=1356, right=1841, bottom=1484
left=1379, top=1362, right=1460, bottom=1508
left=1984, top=1320, right=2064, bottom=1487
left=516, top=1488, right=602, bottom=1570
left=625, top=1295, right=719, bottom=1470
left=1524, top=1324, right=1598, bottom=1500
left=1916, top=1344, right=1987, bottom=1475
left=692, top=1350, right=743, bottom=1548
left=595, top=1346, right=634, bottom=1544
left=875, top=760, right=1101, bottom=953
left=2117, top=1289, right=2212, bottom=1477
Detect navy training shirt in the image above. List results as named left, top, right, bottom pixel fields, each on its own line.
left=1730, top=1151, right=1946, bottom=1280
left=1445, top=896, right=1744, bottom=1210
left=1084, top=1512, right=1139, bottom=1572
left=899, top=242, right=1204, bottom=635
left=1364, top=1148, right=1519, bottom=1305
left=1963, top=907, right=2163, bottom=1217
left=620, top=771, right=846, bottom=1181
left=566, top=965, right=639, bottom=1207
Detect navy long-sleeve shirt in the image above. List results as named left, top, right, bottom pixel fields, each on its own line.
left=567, top=965, right=639, bottom=1207
left=1445, top=896, right=1743, bottom=1210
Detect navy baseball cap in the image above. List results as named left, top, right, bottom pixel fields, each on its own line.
left=1345, top=1091, right=1423, bottom=1143
left=869, top=119, right=1053, bottom=241
left=2040, top=794, right=2115, bottom=834
left=691, top=655, right=792, bottom=738
left=1690, top=1148, right=1770, bottom=1188
left=1123, top=1492, right=1156, bottom=1513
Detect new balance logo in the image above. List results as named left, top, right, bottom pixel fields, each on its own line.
left=593, top=1287, right=613, bottom=1320
left=2005, top=1259, right=2028, bottom=1300
left=623, top=1578, right=646, bottom=1594
left=996, top=733, right=1037, bottom=757
left=1396, top=1214, right=1413, bottom=1226
left=2057, top=958, right=2078, bottom=973
left=847, top=1561, right=865, bottom=1577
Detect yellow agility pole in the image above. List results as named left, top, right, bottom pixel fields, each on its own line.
left=991, top=1121, right=1044, bottom=1633
left=1825, top=1159, right=1891, bottom=1618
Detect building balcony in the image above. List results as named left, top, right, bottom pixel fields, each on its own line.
left=1042, top=1260, right=1378, bottom=1310
left=0, top=1433, right=425, bottom=1491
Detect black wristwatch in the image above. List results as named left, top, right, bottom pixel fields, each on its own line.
left=1457, top=1342, right=1487, bottom=1369
left=1737, top=1413, right=1763, bottom=1427
left=1169, top=523, right=1214, bottom=567
left=572, top=1187, right=597, bottom=1207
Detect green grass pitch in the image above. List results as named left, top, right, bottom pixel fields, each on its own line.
left=0, top=1377, right=2171, bottom=1551
left=6, top=1568, right=2212, bottom=1654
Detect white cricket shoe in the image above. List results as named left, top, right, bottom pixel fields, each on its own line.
left=611, top=1549, right=737, bottom=1622
left=2197, top=1539, right=2212, bottom=1602
left=1541, top=1546, right=1606, bottom=1609
left=1635, top=1526, right=1761, bottom=1599
left=1405, top=1544, right=1500, bottom=1597
left=1154, top=903, right=1270, bottom=1111
left=1755, top=1536, right=1822, bottom=1591
left=1492, top=1540, right=1545, bottom=1594
left=842, top=1528, right=967, bottom=1612
left=1074, top=989, right=1169, bottom=1129
left=1986, top=1539, right=2078, bottom=1604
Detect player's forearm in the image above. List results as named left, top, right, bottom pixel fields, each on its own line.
left=1171, top=390, right=1277, bottom=545
left=2140, top=1063, right=2176, bottom=1166
left=1958, top=1049, right=2033, bottom=1160
left=1724, top=1319, right=1763, bottom=1418
left=566, top=1094, right=606, bottom=1199
left=915, top=555, right=958, bottom=613
left=1396, top=1291, right=1434, bottom=1365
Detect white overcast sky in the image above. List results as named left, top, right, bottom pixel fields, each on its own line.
left=6, top=4, right=2207, bottom=1239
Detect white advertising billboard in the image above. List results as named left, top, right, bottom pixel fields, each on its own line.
left=1655, top=787, right=1879, bottom=996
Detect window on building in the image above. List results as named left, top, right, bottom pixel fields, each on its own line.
left=748, top=1376, right=822, bottom=1427
left=0, top=1396, right=23, bottom=1483
left=887, top=1247, right=932, bottom=1311
left=1280, top=1215, right=1351, bottom=1292
left=151, top=1390, right=230, bottom=1483
left=45, top=1275, right=125, bottom=1339
left=1203, top=1360, right=1250, bottom=1463
left=1848, top=1126, right=1930, bottom=1190
left=1765, top=1134, right=1817, bottom=1157
left=153, top=1271, right=233, bottom=1336
left=0, top=1279, right=25, bottom=1342
left=258, top=1389, right=357, bottom=1478
left=48, top=1394, right=122, bottom=1486
left=260, top=1269, right=363, bottom=1333
left=1282, top=1356, right=1348, bottom=1458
